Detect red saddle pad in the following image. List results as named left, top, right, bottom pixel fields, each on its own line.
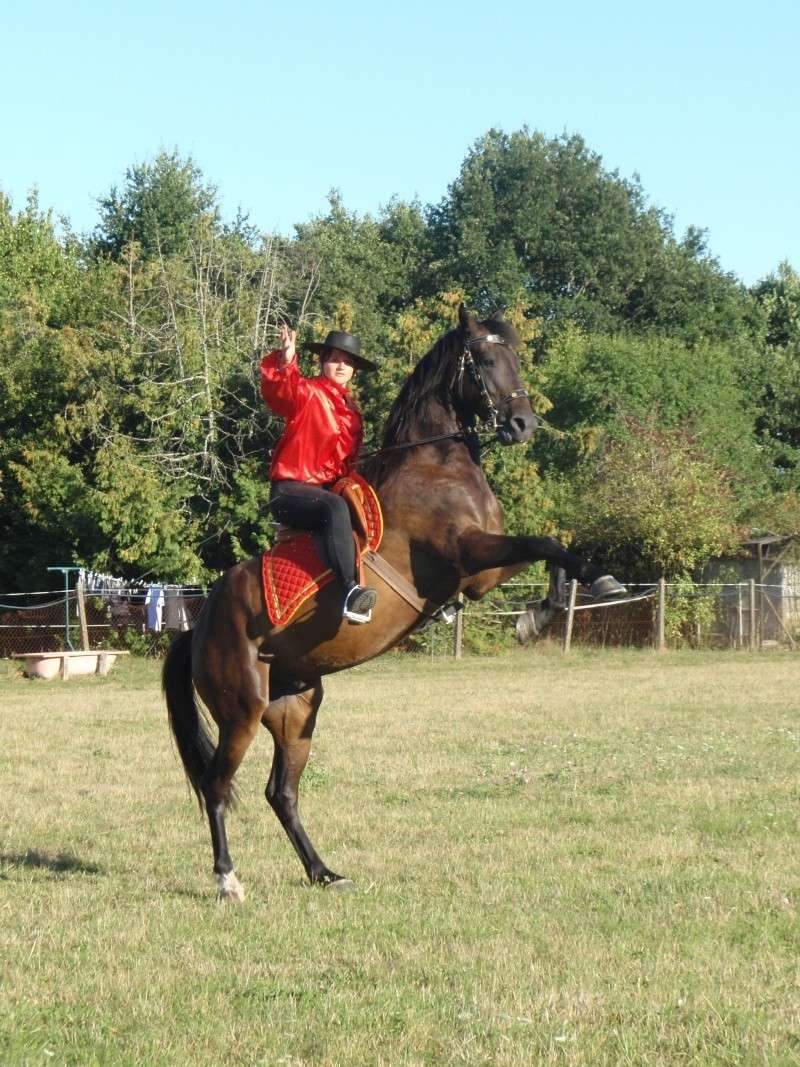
left=261, top=474, right=383, bottom=628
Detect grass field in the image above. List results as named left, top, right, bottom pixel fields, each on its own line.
left=1, top=647, right=799, bottom=1066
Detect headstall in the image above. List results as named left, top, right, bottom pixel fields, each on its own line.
left=454, top=334, right=530, bottom=429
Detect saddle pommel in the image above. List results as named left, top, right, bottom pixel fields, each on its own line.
left=337, top=481, right=370, bottom=548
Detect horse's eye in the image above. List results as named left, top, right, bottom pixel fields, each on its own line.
left=482, top=359, right=495, bottom=368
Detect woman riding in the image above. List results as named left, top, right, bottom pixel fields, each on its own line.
left=261, top=325, right=379, bottom=625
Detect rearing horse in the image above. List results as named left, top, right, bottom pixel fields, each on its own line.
left=164, top=305, right=622, bottom=900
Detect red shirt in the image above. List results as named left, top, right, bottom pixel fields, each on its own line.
left=260, top=350, right=363, bottom=485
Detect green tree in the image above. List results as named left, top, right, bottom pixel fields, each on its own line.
left=293, top=192, right=428, bottom=354
left=93, top=150, right=220, bottom=259
left=65, top=229, right=296, bottom=575
left=752, top=261, right=800, bottom=347
left=429, top=128, right=658, bottom=323
left=0, top=180, right=300, bottom=588
left=429, top=128, right=757, bottom=344
left=748, top=262, right=800, bottom=482
left=0, top=192, right=115, bottom=587
left=537, top=327, right=768, bottom=500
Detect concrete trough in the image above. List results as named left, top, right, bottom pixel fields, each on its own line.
left=17, top=650, right=129, bottom=680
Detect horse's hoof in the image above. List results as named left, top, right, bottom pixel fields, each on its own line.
left=216, top=871, right=245, bottom=903
left=589, top=575, right=627, bottom=601
left=217, top=888, right=245, bottom=903
left=516, top=608, right=539, bottom=643
left=325, top=877, right=355, bottom=892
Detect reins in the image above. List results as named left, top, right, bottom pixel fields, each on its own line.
left=355, top=427, right=495, bottom=465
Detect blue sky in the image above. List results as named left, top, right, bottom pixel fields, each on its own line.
left=2, top=0, right=797, bottom=285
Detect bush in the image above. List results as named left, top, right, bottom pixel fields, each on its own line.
left=569, top=419, right=741, bottom=580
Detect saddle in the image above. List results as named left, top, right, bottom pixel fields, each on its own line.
left=273, top=477, right=376, bottom=553
left=261, top=473, right=384, bottom=628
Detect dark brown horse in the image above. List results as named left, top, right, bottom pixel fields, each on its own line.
left=163, top=306, right=623, bottom=900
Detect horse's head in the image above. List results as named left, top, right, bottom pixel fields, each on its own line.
left=455, top=305, right=538, bottom=445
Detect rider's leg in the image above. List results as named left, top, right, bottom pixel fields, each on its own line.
left=269, top=481, right=377, bottom=621
left=270, top=481, right=356, bottom=587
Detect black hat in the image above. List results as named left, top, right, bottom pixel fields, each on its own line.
left=305, top=330, right=376, bottom=372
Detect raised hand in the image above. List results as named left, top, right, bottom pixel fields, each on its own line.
left=278, top=323, right=297, bottom=364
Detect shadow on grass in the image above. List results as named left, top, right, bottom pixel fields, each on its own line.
left=0, top=850, right=104, bottom=876
left=170, top=885, right=216, bottom=902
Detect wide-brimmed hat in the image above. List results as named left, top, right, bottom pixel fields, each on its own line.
left=305, top=330, right=376, bottom=372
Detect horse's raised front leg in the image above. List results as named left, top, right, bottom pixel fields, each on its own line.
left=263, top=677, right=353, bottom=891
left=457, top=529, right=625, bottom=598
left=514, top=562, right=567, bottom=640
left=457, top=529, right=625, bottom=642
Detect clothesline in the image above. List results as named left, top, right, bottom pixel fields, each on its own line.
left=83, top=570, right=204, bottom=595
left=83, top=570, right=205, bottom=632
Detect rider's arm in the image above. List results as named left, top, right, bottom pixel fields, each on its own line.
left=260, top=350, right=309, bottom=417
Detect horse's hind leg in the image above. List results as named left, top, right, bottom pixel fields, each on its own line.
left=263, top=678, right=352, bottom=891
left=201, top=714, right=263, bottom=902
left=184, top=559, right=271, bottom=902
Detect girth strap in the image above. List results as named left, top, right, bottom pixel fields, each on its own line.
left=363, top=551, right=428, bottom=615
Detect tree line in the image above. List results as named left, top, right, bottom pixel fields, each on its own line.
left=1, top=129, right=798, bottom=594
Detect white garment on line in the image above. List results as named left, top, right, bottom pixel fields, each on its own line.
left=144, top=585, right=165, bottom=631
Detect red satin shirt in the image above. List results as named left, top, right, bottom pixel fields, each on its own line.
left=260, top=350, right=363, bottom=485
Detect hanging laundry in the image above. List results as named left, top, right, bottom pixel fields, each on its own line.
left=144, top=585, right=165, bottom=631
left=75, top=568, right=202, bottom=628
left=164, top=586, right=190, bottom=631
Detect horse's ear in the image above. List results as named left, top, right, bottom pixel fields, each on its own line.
left=489, top=308, right=505, bottom=322
left=458, top=303, right=478, bottom=334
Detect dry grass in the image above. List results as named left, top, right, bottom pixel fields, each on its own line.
left=1, top=647, right=799, bottom=1065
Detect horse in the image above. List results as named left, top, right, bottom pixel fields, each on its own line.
left=163, top=305, right=624, bottom=901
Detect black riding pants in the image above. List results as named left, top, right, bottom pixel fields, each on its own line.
left=269, top=480, right=355, bottom=590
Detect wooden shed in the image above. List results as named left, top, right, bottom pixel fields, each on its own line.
left=704, top=533, right=800, bottom=647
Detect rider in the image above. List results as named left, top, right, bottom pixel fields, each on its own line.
left=261, top=325, right=379, bottom=625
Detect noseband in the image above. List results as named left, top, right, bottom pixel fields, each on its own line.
left=454, top=334, right=530, bottom=430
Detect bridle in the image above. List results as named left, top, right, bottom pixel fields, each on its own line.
left=453, top=333, right=530, bottom=430
left=356, top=331, right=531, bottom=464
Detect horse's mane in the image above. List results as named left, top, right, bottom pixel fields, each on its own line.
left=381, top=330, right=460, bottom=448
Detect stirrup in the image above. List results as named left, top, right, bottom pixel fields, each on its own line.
left=434, top=600, right=464, bottom=625
left=343, top=584, right=378, bottom=624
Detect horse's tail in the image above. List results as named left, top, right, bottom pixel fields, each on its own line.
left=163, top=630, right=215, bottom=810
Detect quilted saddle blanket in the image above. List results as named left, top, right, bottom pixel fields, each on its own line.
left=261, top=473, right=384, bottom=628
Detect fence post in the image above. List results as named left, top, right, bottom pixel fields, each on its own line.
left=736, top=583, right=744, bottom=649
left=749, top=578, right=757, bottom=651
left=453, top=594, right=464, bottom=659
left=562, top=579, right=578, bottom=654
left=76, top=576, right=90, bottom=651
left=656, top=578, right=666, bottom=652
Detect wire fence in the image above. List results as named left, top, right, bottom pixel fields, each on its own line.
left=415, top=579, right=800, bottom=656
left=0, top=588, right=206, bottom=658
left=1, top=579, right=799, bottom=660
